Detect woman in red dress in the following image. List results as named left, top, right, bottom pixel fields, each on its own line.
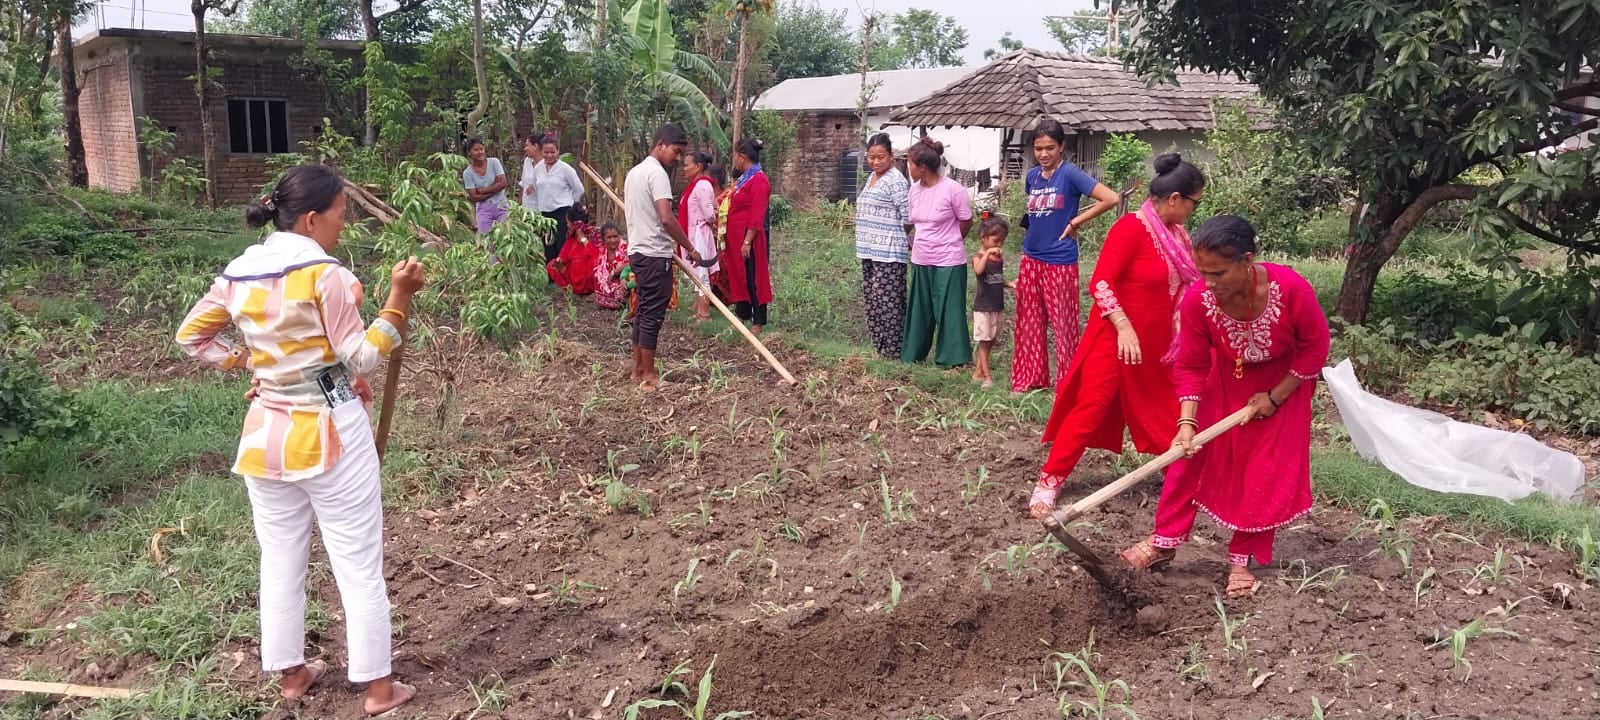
left=1030, top=154, right=1207, bottom=517
left=545, top=206, right=601, bottom=294
left=1121, top=215, right=1331, bottom=599
left=723, top=138, right=773, bottom=333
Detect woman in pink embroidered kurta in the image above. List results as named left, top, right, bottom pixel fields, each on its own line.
left=1121, top=215, right=1330, bottom=599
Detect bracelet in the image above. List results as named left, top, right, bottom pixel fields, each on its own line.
left=1177, top=418, right=1199, bottom=428
left=379, top=308, right=408, bottom=324
left=1113, top=316, right=1130, bottom=326
left=1267, top=393, right=1281, bottom=408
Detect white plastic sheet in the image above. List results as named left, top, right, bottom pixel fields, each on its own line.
left=1322, top=359, right=1585, bottom=502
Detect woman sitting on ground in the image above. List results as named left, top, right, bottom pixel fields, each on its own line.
left=545, top=205, right=601, bottom=295
left=1121, top=214, right=1331, bottom=599
left=175, top=164, right=423, bottom=715
left=593, top=222, right=630, bottom=310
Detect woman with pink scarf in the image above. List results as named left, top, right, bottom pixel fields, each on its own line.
left=1029, top=154, right=1208, bottom=517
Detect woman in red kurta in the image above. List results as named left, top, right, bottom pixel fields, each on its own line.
left=1030, top=156, right=1207, bottom=518
left=546, top=209, right=600, bottom=294
left=724, top=138, right=773, bottom=332
left=1122, top=215, right=1331, bottom=599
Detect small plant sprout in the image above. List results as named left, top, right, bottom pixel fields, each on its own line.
left=960, top=465, right=1000, bottom=504
left=1178, top=642, right=1209, bottom=683
left=1428, top=618, right=1523, bottom=682
left=1281, top=559, right=1350, bottom=594
left=623, top=656, right=752, bottom=720
left=779, top=517, right=806, bottom=544
left=1310, top=696, right=1328, bottom=720
left=672, top=556, right=703, bottom=607
left=1329, top=650, right=1366, bottom=673
left=466, top=673, right=510, bottom=719
left=1043, top=630, right=1140, bottom=720
left=878, top=473, right=917, bottom=523
left=1570, top=526, right=1597, bottom=580
left=886, top=569, right=903, bottom=613
left=1413, top=566, right=1437, bottom=606
left=1213, top=597, right=1254, bottom=661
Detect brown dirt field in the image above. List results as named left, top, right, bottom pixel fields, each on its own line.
left=8, top=298, right=1600, bottom=720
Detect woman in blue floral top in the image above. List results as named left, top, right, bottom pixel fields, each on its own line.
left=854, top=133, right=913, bottom=358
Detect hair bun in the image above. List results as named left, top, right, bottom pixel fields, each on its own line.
left=244, top=198, right=278, bottom=229
left=1153, top=153, right=1182, bottom=176
left=919, top=136, right=945, bottom=155
left=752, top=138, right=764, bottom=150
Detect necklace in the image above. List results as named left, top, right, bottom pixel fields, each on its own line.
left=1235, top=264, right=1259, bottom=379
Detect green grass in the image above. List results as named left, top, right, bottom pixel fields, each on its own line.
left=1311, top=447, right=1600, bottom=547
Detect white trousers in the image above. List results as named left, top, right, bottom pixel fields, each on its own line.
left=244, top=400, right=392, bottom=683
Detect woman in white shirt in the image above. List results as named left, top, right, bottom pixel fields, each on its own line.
left=521, top=133, right=585, bottom=277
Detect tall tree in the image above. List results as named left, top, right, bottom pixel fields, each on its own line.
left=1122, top=0, right=1600, bottom=324
left=1045, top=9, right=1121, bottom=56
left=464, top=0, right=489, bottom=133
left=192, top=0, right=243, bottom=208
left=983, top=31, right=1022, bottom=60
left=767, top=1, right=854, bottom=81
left=227, top=0, right=359, bottom=38
left=888, top=8, right=968, bottom=69
left=55, top=7, right=86, bottom=187
left=728, top=0, right=773, bottom=144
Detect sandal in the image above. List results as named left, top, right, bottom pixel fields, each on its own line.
left=1119, top=540, right=1176, bottom=572
left=364, top=681, right=417, bottom=716
left=280, top=659, right=327, bottom=700
left=1225, top=566, right=1260, bottom=599
left=1027, top=483, right=1059, bottom=519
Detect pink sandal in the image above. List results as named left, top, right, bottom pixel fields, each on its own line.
left=1028, top=483, right=1059, bottom=518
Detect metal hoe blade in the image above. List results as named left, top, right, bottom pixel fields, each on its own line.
left=1041, top=513, right=1118, bottom=591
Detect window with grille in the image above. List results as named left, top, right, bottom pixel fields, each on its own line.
left=226, top=99, right=290, bottom=154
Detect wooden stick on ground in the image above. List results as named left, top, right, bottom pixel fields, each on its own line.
left=0, top=679, right=136, bottom=700
left=575, top=160, right=798, bottom=385
left=341, top=179, right=450, bottom=250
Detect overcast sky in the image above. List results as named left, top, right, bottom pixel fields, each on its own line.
left=76, top=0, right=1097, bottom=64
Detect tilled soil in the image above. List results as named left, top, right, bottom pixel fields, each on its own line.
left=9, top=299, right=1600, bottom=720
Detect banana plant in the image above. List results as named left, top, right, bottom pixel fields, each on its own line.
left=618, top=0, right=730, bottom=148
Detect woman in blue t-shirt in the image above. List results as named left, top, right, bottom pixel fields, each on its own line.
left=1012, top=119, right=1120, bottom=395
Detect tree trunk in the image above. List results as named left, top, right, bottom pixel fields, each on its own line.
left=730, top=11, right=750, bottom=144
left=360, top=0, right=378, bottom=146
left=1332, top=183, right=1482, bottom=324
left=192, top=1, right=218, bottom=208
left=56, top=16, right=88, bottom=188
left=464, top=0, right=489, bottom=134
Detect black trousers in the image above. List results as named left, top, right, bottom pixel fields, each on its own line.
left=630, top=253, right=672, bottom=350
left=541, top=206, right=571, bottom=278
left=732, top=245, right=770, bottom=326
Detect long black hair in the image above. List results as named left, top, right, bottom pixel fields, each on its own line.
left=734, top=138, right=764, bottom=164
left=246, top=164, right=345, bottom=232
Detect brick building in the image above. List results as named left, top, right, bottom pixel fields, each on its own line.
left=71, top=29, right=365, bottom=203
left=753, top=66, right=987, bottom=208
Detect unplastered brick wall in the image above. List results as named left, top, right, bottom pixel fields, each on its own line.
left=136, top=40, right=359, bottom=203
left=773, top=111, right=860, bottom=211
left=77, top=45, right=141, bottom=194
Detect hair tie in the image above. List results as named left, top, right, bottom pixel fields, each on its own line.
left=259, top=193, right=277, bottom=212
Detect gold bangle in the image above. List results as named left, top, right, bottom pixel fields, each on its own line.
left=379, top=308, right=407, bottom=324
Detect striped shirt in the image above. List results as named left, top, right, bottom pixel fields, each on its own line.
left=175, top=232, right=401, bottom=481
left=855, top=168, right=911, bottom=263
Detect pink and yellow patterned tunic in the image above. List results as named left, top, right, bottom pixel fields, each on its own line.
left=175, top=231, right=402, bottom=481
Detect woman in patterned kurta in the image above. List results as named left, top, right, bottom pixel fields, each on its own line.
left=1030, top=156, right=1207, bottom=518
left=678, top=151, right=721, bottom=321
left=593, top=223, right=630, bottom=310
left=1121, top=215, right=1331, bottom=599
left=175, top=164, right=423, bottom=714
left=854, top=133, right=912, bottom=358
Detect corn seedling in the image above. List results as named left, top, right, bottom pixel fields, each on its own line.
left=466, top=674, right=510, bottom=719
left=1428, top=618, right=1522, bottom=682
left=1178, top=642, right=1209, bottom=683
left=1310, top=696, right=1327, bottom=720
left=1329, top=650, right=1366, bottom=673
left=1412, top=566, right=1437, bottom=606
left=623, top=656, right=753, bottom=720
left=1571, top=526, right=1598, bottom=580
left=1214, top=598, right=1254, bottom=661
left=672, top=557, right=703, bottom=606
left=778, top=518, right=805, bottom=544
left=960, top=465, right=1000, bottom=504
left=670, top=501, right=714, bottom=532
left=1281, top=559, right=1350, bottom=594
left=886, top=569, right=903, bottom=613
left=1044, top=631, right=1140, bottom=720
left=549, top=573, right=602, bottom=608
left=979, top=543, right=1047, bottom=590
left=878, top=474, right=917, bottom=523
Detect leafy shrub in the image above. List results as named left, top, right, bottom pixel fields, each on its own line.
left=1100, top=133, right=1153, bottom=192
left=818, top=199, right=854, bottom=232
left=768, top=194, right=794, bottom=227
left=1197, top=102, right=1346, bottom=256
left=1330, top=319, right=1424, bottom=393
left=1414, top=329, right=1600, bottom=435
left=1373, top=263, right=1598, bottom=346
left=0, top=295, right=88, bottom=447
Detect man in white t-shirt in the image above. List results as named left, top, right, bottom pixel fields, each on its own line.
left=624, top=123, right=701, bottom=391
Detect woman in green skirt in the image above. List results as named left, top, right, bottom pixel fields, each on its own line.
left=901, top=136, right=974, bottom=366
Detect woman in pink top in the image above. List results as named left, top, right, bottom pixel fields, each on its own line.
left=901, top=137, right=974, bottom=366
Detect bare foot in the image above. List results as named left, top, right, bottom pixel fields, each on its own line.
left=638, top=375, right=661, bottom=392
left=280, top=660, right=327, bottom=700
left=1226, top=565, right=1260, bottom=599
left=364, top=680, right=417, bottom=716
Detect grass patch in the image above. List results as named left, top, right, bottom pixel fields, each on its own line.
left=1312, top=446, right=1600, bottom=547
